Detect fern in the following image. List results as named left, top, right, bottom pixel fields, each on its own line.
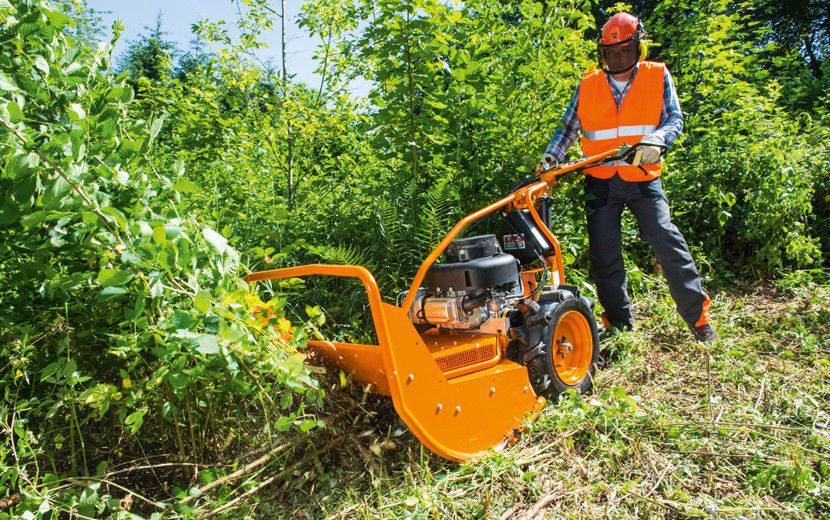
left=305, top=243, right=375, bottom=273
left=370, top=175, right=461, bottom=292
left=377, top=197, right=401, bottom=258
left=414, top=176, right=454, bottom=261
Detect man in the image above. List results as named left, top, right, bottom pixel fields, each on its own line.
left=542, top=12, right=718, bottom=343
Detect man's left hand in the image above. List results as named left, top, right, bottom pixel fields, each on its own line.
left=632, top=134, right=664, bottom=166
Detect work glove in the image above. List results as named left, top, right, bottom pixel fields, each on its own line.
left=539, top=152, right=559, bottom=172
left=631, top=134, right=664, bottom=166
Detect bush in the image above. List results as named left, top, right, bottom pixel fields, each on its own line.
left=0, top=2, right=318, bottom=516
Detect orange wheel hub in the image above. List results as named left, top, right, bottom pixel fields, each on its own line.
left=553, top=310, right=593, bottom=385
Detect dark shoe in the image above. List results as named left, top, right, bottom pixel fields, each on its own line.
left=600, top=313, right=632, bottom=338
left=693, top=324, right=719, bottom=344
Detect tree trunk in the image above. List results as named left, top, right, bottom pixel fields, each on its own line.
left=279, top=0, right=296, bottom=209
left=403, top=9, right=418, bottom=181
left=803, top=35, right=823, bottom=79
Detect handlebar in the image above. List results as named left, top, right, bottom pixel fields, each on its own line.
left=538, top=141, right=668, bottom=174
left=514, top=141, right=669, bottom=193
left=461, top=142, right=669, bottom=238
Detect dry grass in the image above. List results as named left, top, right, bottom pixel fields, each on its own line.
left=240, top=274, right=829, bottom=519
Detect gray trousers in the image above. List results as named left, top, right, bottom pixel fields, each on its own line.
left=585, top=174, right=709, bottom=331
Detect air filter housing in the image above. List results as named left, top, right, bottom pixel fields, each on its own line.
left=425, top=234, right=520, bottom=293
left=444, top=234, right=501, bottom=262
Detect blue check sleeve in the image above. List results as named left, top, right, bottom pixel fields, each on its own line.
left=544, top=85, right=581, bottom=163
left=651, top=69, right=683, bottom=147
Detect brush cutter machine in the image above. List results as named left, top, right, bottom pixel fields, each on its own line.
left=245, top=144, right=656, bottom=461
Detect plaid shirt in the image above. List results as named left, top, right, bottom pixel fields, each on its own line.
left=545, top=64, right=684, bottom=162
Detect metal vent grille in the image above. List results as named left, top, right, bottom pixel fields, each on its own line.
left=435, top=343, right=497, bottom=372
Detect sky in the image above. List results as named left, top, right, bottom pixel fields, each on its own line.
left=86, top=0, right=370, bottom=96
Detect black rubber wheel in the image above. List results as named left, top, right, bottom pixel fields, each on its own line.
left=526, top=296, right=600, bottom=399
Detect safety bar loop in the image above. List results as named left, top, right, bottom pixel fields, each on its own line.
left=244, top=265, right=393, bottom=357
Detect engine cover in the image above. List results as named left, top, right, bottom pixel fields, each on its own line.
left=425, top=251, right=519, bottom=292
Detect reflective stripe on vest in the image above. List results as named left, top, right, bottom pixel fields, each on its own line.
left=577, top=62, right=666, bottom=182
left=583, top=124, right=658, bottom=141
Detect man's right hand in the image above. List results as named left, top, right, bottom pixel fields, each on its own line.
left=540, top=152, right=559, bottom=172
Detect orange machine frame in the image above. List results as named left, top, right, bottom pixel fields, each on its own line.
left=244, top=149, right=621, bottom=461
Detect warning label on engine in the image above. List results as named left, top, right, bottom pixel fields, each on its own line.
left=503, top=234, right=526, bottom=250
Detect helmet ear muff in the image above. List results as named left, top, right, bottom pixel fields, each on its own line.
left=636, top=20, right=648, bottom=61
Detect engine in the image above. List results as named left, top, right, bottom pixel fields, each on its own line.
left=406, top=235, right=522, bottom=330
left=399, top=215, right=599, bottom=398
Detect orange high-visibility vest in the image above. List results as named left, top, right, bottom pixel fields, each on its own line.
left=578, top=61, right=665, bottom=181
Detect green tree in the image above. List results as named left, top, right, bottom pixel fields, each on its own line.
left=754, top=0, right=829, bottom=79
left=314, top=0, right=596, bottom=287
left=118, top=11, right=176, bottom=82
left=647, top=0, right=821, bottom=270
left=56, top=0, right=109, bottom=50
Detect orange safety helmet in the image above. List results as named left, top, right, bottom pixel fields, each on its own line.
left=597, top=12, right=648, bottom=74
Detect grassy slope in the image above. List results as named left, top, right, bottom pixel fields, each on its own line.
left=258, top=274, right=829, bottom=519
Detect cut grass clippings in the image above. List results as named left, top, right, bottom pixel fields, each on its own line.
left=249, top=275, right=829, bottom=519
